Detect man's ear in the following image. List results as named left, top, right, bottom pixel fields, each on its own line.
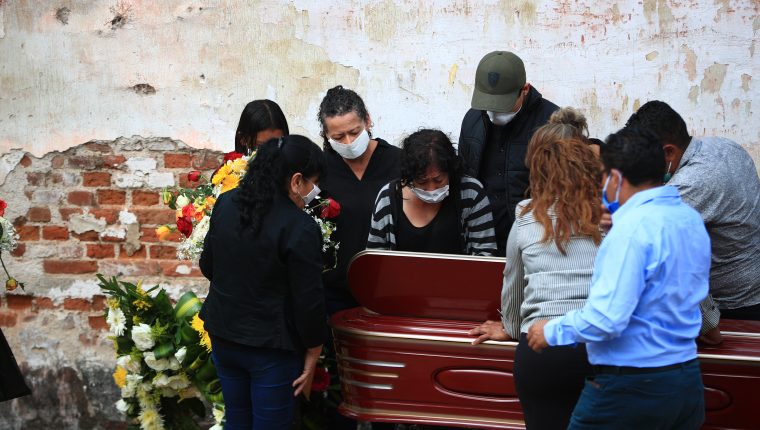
left=663, top=144, right=679, bottom=163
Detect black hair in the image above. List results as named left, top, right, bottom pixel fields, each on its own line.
left=317, top=85, right=371, bottom=152
left=235, top=135, right=326, bottom=234
left=601, top=127, right=666, bottom=186
left=400, top=129, right=463, bottom=187
left=234, top=100, right=290, bottom=154
left=587, top=137, right=604, bottom=147
left=625, top=100, right=691, bottom=149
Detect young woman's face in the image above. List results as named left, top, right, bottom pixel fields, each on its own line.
left=324, top=112, right=370, bottom=145
left=412, top=166, right=449, bottom=191
left=255, top=128, right=285, bottom=148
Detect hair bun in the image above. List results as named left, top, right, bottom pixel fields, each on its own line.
left=549, top=107, right=588, bottom=135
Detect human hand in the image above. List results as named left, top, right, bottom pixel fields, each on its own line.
left=698, top=326, right=723, bottom=346
left=526, top=320, right=550, bottom=352
left=293, top=345, right=323, bottom=399
left=599, top=204, right=612, bottom=232
left=469, top=320, right=510, bottom=345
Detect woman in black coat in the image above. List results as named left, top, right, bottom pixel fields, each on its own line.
left=199, top=135, right=327, bottom=430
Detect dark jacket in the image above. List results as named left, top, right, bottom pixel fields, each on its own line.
left=199, top=189, right=326, bottom=352
left=459, top=86, right=558, bottom=235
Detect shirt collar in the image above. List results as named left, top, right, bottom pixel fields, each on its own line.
left=611, top=185, right=680, bottom=223
left=676, top=137, right=700, bottom=171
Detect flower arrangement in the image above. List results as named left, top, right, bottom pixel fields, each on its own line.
left=99, top=274, right=225, bottom=430
left=0, top=199, right=25, bottom=292
left=156, top=151, right=340, bottom=267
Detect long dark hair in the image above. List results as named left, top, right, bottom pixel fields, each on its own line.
left=400, top=129, right=463, bottom=187
left=235, top=135, right=326, bottom=234
left=234, top=100, right=289, bottom=154
left=317, top=85, right=370, bottom=152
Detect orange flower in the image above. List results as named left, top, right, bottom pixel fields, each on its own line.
left=155, top=225, right=172, bottom=241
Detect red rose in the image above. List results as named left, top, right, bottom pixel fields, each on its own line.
left=181, top=203, right=196, bottom=219
left=0, top=199, right=6, bottom=217
left=311, top=367, right=330, bottom=392
left=223, top=151, right=244, bottom=162
left=320, top=198, right=341, bottom=219
left=176, top=216, right=194, bottom=237
left=187, top=171, right=202, bottom=182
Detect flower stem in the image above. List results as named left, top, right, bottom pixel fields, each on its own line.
left=0, top=252, right=11, bottom=279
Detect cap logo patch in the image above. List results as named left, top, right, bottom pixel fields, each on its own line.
left=488, top=72, right=500, bottom=88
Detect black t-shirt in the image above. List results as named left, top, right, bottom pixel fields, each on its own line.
left=320, top=138, right=402, bottom=314
left=395, top=194, right=461, bottom=254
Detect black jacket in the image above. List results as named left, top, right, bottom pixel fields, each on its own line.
left=199, top=189, right=326, bottom=352
left=459, top=86, right=558, bottom=232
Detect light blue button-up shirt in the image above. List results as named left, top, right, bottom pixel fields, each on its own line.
left=544, top=186, right=710, bottom=367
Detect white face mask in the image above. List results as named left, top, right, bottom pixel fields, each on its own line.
left=300, top=180, right=321, bottom=206
left=487, top=107, right=521, bottom=126
left=328, top=129, right=370, bottom=160
left=411, top=185, right=450, bottom=204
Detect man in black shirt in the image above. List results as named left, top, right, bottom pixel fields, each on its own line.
left=459, top=51, right=558, bottom=255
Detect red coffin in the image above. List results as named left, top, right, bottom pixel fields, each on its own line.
left=330, top=250, right=760, bottom=429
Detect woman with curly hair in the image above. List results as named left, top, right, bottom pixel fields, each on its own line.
left=470, top=125, right=602, bottom=429
left=367, top=129, right=497, bottom=256
left=199, top=135, right=326, bottom=429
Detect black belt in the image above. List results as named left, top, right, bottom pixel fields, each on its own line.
left=593, top=358, right=698, bottom=375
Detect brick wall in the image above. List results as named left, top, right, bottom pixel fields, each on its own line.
left=0, top=137, right=222, bottom=429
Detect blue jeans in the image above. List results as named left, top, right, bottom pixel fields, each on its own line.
left=569, top=359, right=705, bottom=430
left=210, top=337, right=302, bottom=430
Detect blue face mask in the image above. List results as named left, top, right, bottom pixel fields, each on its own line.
left=601, top=171, right=622, bottom=214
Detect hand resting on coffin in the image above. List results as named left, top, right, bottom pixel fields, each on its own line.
left=469, top=320, right=512, bottom=345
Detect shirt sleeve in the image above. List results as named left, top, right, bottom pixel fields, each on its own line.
left=501, top=220, right=526, bottom=339
left=287, top=218, right=327, bottom=349
left=699, top=294, right=721, bottom=333
left=544, top=232, right=646, bottom=346
left=366, top=183, right=395, bottom=250
left=461, top=177, right=498, bottom=256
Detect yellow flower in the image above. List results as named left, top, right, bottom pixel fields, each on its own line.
left=230, top=157, right=248, bottom=174
left=219, top=174, right=240, bottom=194
left=191, top=313, right=212, bottom=353
left=133, top=298, right=151, bottom=311
left=211, top=164, right=232, bottom=186
left=155, top=225, right=172, bottom=241
left=107, top=298, right=121, bottom=310
left=205, top=196, right=216, bottom=208
left=113, top=366, right=127, bottom=388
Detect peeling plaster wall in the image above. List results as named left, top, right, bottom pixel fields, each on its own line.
left=0, top=0, right=758, bottom=164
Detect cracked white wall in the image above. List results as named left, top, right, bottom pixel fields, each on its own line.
left=0, top=0, right=758, bottom=163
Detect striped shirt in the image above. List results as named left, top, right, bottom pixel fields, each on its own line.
left=367, top=176, right=498, bottom=256
left=502, top=200, right=601, bottom=337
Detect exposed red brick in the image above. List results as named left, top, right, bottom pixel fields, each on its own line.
left=132, top=190, right=160, bottom=206
left=97, top=189, right=127, bottom=205
left=63, top=298, right=91, bottom=311
left=119, top=244, right=146, bottom=259
left=149, top=245, right=178, bottom=260
left=72, top=231, right=100, bottom=241
left=87, top=244, right=115, bottom=259
left=13, top=216, right=26, bottom=227
left=82, top=172, right=112, bottom=187
left=51, top=155, right=65, bottom=169
left=98, top=260, right=161, bottom=277
left=68, top=156, right=102, bottom=170
left=88, top=315, right=109, bottom=331
left=17, top=226, right=40, bottom=241
left=133, top=209, right=176, bottom=226
left=83, top=142, right=112, bottom=153
left=19, top=155, right=32, bottom=167
left=140, top=227, right=181, bottom=243
left=27, top=207, right=52, bottom=223
left=164, top=153, right=193, bottom=168
left=159, top=261, right=203, bottom=277
left=10, top=243, right=25, bottom=257
left=26, top=172, right=45, bottom=186
left=6, top=295, right=34, bottom=310
left=68, top=191, right=94, bottom=206
left=192, top=153, right=224, bottom=170
left=42, top=226, right=69, bottom=240
left=90, top=208, right=120, bottom=225
left=43, top=260, right=98, bottom=274
left=101, top=234, right=126, bottom=243
left=91, top=295, right=107, bottom=312
left=59, top=207, right=84, bottom=221
left=34, top=297, right=56, bottom=310
left=0, top=312, right=17, bottom=327
left=103, top=155, right=127, bottom=168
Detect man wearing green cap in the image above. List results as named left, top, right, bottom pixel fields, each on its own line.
left=459, top=51, right=558, bottom=255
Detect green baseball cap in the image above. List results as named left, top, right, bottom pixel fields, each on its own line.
left=471, top=51, right=526, bottom=112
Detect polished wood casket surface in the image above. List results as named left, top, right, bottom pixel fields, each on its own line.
left=330, top=250, right=760, bottom=429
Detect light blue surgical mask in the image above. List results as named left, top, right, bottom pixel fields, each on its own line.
left=601, top=171, right=622, bottom=214
left=411, top=185, right=450, bottom=204
left=300, top=179, right=321, bottom=206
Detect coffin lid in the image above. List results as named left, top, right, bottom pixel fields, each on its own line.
left=347, top=250, right=505, bottom=321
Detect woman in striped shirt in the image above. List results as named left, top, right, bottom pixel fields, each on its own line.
left=470, top=119, right=603, bottom=429
left=367, top=129, right=497, bottom=256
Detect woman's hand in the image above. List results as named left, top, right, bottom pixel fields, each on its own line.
left=293, top=345, right=323, bottom=399
left=469, top=320, right=511, bottom=345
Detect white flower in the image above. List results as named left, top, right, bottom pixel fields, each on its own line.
left=213, top=404, right=225, bottom=424
left=122, top=374, right=143, bottom=398
left=152, top=373, right=170, bottom=388
left=175, top=195, right=191, bottom=208
left=117, top=355, right=141, bottom=374
left=131, top=324, right=155, bottom=351
left=168, top=357, right=180, bottom=371
left=159, top=387, right=178, bottom=397
left=178, top=386, right=201, bottom=400
left=106, top=308, right=127, bottom=337
left=166, top=373, right=191, bottom=390
left=138, top=406, right=165, bottom=430
left=115, top=399, right=129, bottom=413
left=174, top=346, right=186, bottom=364
left=0, top=217, right=18, bottom=252
left=143, top=352, right=170, bottom=371
left=209, top=425, right=223, bottom=430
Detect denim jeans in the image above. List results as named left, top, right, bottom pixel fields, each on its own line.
left=210, top=337, right=302, bottom=430
left=569, top=359, right=705, bottom=430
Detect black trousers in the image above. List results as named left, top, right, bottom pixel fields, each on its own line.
left=0, top=328, right=31, bottom=402
left=513, top=333, right=591, bottom=430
